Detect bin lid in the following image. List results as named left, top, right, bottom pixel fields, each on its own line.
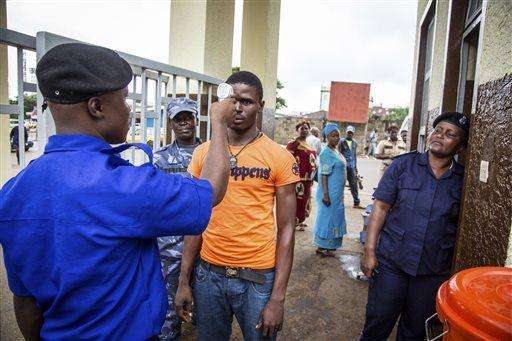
left=437, top=266, right=512, bottom=340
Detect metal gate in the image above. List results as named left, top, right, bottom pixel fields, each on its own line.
left=1, top=28, right=222, bottom=168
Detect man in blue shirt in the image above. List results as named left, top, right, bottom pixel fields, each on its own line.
left=360, top=112, right=470, bottom=340
left=0, top=43, right=234, bottom=340
left=153, top=97, right=202, bottom=340
left=339, top=125, right=362, bottom=208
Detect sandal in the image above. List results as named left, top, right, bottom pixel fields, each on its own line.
left=316, top=248, right=335, bottom=258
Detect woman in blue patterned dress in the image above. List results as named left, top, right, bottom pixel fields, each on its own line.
left=313, top=123, right=347, bottom=257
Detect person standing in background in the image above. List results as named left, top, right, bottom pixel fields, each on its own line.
left=306, top=126, right=322, bottom=156
left=287, top=121, right=317, bottom=231
left=400, top=128, right=408, bottom=145
left=313, top=123, right=347, bottom=257
left=368, top=129, right=378, bottom=157
left=9, top=125, right=31, bottom=165
left=339, top=125, right=363, bottom=208
left=375, top=124, right=407, bottom=179
left=153, top=97, right=202, bottom=340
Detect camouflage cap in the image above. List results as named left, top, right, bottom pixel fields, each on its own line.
left=166, top=97, right=198, bottom=119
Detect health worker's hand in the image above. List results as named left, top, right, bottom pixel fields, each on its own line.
left=211, top=97, right=236, bottom=125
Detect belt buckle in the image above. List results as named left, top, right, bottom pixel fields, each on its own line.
left=225, top=267, right=239, bottom=277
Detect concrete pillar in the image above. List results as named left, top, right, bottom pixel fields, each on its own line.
left=240, top=0, right=281, bottom=138
left=1, top=0, right=11, bottom=185
left=169, top=0, right=235, bottom=80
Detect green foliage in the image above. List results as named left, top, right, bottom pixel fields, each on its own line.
left=276, top=80, right=286, bottom=110
left=9, top=94, right=37, bottom=116
left=381, top=107, right=409, bottom=122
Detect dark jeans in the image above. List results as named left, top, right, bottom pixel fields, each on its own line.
left=346, top=166, right=360, bottom=205
left=193, top=261, right=276, bottom=341
left=361, top=262, right=449, bottom=341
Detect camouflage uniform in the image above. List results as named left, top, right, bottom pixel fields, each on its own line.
left=154, top=137, right=201, bottom=340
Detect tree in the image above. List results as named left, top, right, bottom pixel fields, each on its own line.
left=276, top=79, right=287, bottom=110
left=9, top=94, right=37, bottom=118
left=382, top=107, right=409, bottom=123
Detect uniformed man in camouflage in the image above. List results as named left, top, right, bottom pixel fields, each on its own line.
left=375, top=124, right=407, bottom=179
left=154, top=97, right=202, bottom=340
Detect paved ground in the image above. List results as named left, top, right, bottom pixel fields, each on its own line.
left=1, top=155, right=386, bottom=340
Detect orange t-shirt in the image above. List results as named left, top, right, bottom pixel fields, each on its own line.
left=188, top=134, right=300, bottom=269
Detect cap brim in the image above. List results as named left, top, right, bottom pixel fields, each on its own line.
left=169, top=108, right=198, bottom=119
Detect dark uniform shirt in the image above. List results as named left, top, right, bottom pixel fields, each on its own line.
left=0, top=135, right=212, bottom=339
left=374, top=151, right=464, bottom=276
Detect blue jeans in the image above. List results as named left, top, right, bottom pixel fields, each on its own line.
left=193, top=261, right=276, bottom=340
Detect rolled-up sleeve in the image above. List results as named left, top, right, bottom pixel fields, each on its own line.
left=107, top=165, right=213, bottom=239
left=373, top=159, right=401, bottom=205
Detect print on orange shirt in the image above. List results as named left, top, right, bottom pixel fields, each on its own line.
left=188, top=134, right=300, bottom=269
left=230, top=165, right=270, bottom=181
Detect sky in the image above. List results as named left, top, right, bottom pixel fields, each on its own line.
left=6, top=0, right=417, bottom=114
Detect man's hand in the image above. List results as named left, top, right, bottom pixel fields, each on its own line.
left=361, top=249, right=379, bottom=278
left=174, top=283, right=194, bottom=323
left=256, top=299, right=284, bottom=337
left=211, top=97, right=236, bottom=125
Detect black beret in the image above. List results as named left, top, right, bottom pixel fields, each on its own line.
left=433, top=111, right=470, bottom=145
left=36, top=43, right=132, bottom=104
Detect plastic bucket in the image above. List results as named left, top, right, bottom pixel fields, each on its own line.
left=426, top=266, right=512, bottom=340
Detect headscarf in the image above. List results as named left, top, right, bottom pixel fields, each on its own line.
left=322, top=123, right=340, bottom=138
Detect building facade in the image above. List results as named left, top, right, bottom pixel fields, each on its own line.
left=409, top=0, right=512, bottom=268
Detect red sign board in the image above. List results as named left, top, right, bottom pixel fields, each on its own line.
left=328, top=81, right=371, bottom=123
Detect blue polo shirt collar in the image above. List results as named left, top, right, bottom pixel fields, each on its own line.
left=417, top=151, right=429, bottom=166
left=417, top=151, right=464, bottom=177
left=44, top=134, right=111, bottom=154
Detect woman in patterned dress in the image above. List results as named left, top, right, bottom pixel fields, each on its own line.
left=286, top=121, right=317, bottom=231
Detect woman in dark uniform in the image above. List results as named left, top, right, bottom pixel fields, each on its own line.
left=360, top=112, right=470, bottom=340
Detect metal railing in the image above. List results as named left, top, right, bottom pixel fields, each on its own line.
left=0, top=28, right=36, bottom=167
left=1, top=28, right=222, bottom=168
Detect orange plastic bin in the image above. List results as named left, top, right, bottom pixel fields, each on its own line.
left=427, top=266, right=512, bottom=340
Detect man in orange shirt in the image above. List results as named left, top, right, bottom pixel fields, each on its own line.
left=175, top=71, right=299, bottom=340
